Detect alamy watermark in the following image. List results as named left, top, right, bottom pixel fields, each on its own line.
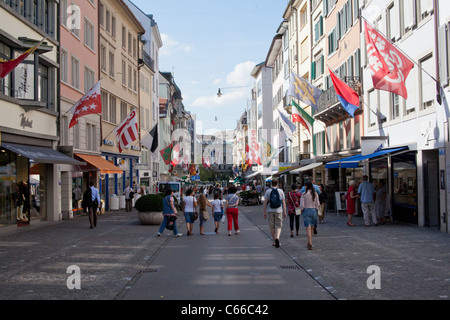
left=66, top=5, right=81, bottom=31
left=366, top=265, right=381, bottom=290
left=66, top=265, right=81, bottom=290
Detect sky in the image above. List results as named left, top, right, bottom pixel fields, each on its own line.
left=130, top=0, right=289, bottom=135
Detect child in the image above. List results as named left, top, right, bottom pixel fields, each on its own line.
left=211, top=193, right=224, bottom=234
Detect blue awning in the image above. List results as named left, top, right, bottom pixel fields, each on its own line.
left=325, top=147, right=408, bottom=169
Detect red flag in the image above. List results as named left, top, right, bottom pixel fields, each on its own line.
left=160, top=143, right=174, bottom=165
left=0, top=37, right=47, bottom=78
left=170, top=143, right=181, bottom=166
left=69, top=81, right=102, bottom=128
left=114, top=110, right=139, bottom=153
left=364, top=21, right=414, bottom=100
left=202, top=157, right=210, bottom=168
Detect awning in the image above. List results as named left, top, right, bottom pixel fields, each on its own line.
left=75, top=153, right=123, bottom=174
left=290, top=162, right=323, bottom=174
left=273, top=165, right=302, bottom=177
left=325, top=147, right=408, bottom=169
left=2, top=143, right=83, bottom=165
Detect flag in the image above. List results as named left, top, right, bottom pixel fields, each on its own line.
left=114, top=110, right=139, bottom=153
left=277, top=107, right=296, bottom=140
left=267, top=147, right=284, bottom=167
left=261, top=138, right=273, bottom=166
left=364, top=21, right=414, bottom=100
left=160, top=143, right=173, bottom=165
left=0, top=37, right=47, bottom=78
left=170, top=143, right=181, bottom=166
left=328, top=68, right=360, bottom=118
left=288, top=71, right=322, bottom=112
left=245, top=144, right=262, bottom=166
left=202, top=157, right=210, bottom=168
left=291, top=100, right=315, bottom=135
left=69, top=81, right=102, bottom=129
left=141, top=124, right=158, bottom=153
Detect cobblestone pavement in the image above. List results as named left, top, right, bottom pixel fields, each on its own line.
left=0, top=204, right=449, bottom=300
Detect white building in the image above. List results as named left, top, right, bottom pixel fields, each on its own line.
left=361, top=0, right=450, bottom=232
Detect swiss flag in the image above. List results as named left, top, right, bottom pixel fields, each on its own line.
left=170, top=143, right=181, bottom=166
left=69, top=81, right=102, bottom=128
left=202, top=157, right=210, bottom=168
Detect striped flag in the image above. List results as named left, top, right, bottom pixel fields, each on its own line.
left=114, top=110, right=139, bottom=153
left=291, top=100, right=315, bottom=135
left=277, top=107, right=296, bottom=141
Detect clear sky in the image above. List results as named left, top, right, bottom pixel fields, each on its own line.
left=130, top=0, right=288, bottom=135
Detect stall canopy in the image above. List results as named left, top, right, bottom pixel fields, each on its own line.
left=2, top=142, right=83, bottom=165
left=290, top=162, right=323, bottom=174
left=75, top=153, right=123, bottom=174
left=325, top=147, right=408, bottom=169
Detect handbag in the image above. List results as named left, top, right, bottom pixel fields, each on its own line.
left=166, top=215, right=177, bottom=230
left=201, top=210, right=209, bottom=220
left=192, top=211, right=198, bottom=221
left=289, top=192, right=301, bottom=216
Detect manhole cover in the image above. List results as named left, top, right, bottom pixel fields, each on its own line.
left=278, top=265, right=301, bottom=270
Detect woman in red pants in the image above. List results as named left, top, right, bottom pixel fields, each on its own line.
left=225, top=185, right=240, bottom=236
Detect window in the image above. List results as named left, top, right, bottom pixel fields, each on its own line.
left=402, top=0, right=416, bottom=34
left=38, top=63, right=48, bottom=106
left=109, top=52, right=115, bottom=78
left=99, top=2, right=104, bottom=27
left=368, top=89, right=377, bottom=127
left=61, top=49, right=68, bottom=83
left=122, top=60, right=127, bottom=86
left=328, top=28, right=338, bottom=55
left=84, top=67, right=95, bottom=93
left=100, top=45, right=107, bottom=73
left=71, top=56, right=80, bottom=89
left=387, top=2, right=399, bottom=42
left=86, top=123, right=97, bottom=151
left=109, top=95, right=117, bottom=123
left=101, top=90, right=108, bottom=121
left=122, top=26, right=126, bottom=48
left=391, top=94, right=400, bottom=120
left=84, top=19, right=95, bottom=51
left=120, top=101, right=128, bottom=121
left=419, top=55, right=435, bottom=110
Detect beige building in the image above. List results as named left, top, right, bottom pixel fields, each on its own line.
left=98, top=0, right=145, bottom=209
left=0, top=1, right=82, bottom=227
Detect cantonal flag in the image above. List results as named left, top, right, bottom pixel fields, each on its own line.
left=329, top=68, right=360, bottom=118
left=160, top=143, right=174, bottom=165
left=69, top=81, right=102, bottom=129
left=114, top=110, right=139, bottom=153
left=291, top=100, right=315, bottom=135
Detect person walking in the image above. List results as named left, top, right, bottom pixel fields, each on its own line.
left=211, top=193, right=224, bottom=234
left=346, top=180, right=359, bottom=227
left=225, top=185, right=240, bottom=236
left=263, top=179, right=287, bottom=248
left=300, top=182, right=320, bottom=250
left=198, top=193, right=211, bottom=235
left=124, top=185, right=134, bottom=212
left=183, top=188, right=197, bottom=236
left=318, top=184, right=327, bottom=224
left=286, top=183, right=301, bottom=237
left=86, top=181, right=101, bottom=229
left=157, top=189, right=182, bottom=237
left=358, top=175, right=377, bottom=226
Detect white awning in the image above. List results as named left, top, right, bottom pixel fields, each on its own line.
left=290, top=162, right=323, bottom=174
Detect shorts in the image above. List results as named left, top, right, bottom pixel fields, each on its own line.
left=213, top=212, right=223, bottom=222
left=184, top=211, right=195, bottom=224
left=267, top=211, right=283, bottom=229
left=302, top=208, right=318, bottom=227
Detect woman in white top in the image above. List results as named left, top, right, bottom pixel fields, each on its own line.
left=183, top=188, right=197, bottom=236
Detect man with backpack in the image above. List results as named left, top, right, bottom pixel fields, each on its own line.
left=263, top=179, right=287, bottom=248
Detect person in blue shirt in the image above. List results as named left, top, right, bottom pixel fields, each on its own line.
left=358, top=175, right=377, bottom=226
left=89, top=181, right=101, bottom=229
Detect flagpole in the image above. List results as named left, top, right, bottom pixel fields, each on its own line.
left=361, top=16, right=438, bottom=84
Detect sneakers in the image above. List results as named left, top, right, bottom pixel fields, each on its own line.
left=175, top=233, right=182, bottom=237
left=157, top=232, right=162, bottom=237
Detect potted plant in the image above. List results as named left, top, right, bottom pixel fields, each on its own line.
left=135, top=194, right=165, bottom=225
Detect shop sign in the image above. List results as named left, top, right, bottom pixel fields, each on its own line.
left=20, top=114, right=33, bottom=129
left=103, top=139, right=114, bottom=146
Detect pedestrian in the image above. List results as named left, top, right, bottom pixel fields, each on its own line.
left=318, top=183, right=327, bottom=224
left=211, top=193, right=223, bottom=234
left=286, top=183, right=301, bottom=237
left=358, top=175, right=377, bottom=226
left=375, top=180, right=387, bottom=225
left=255, top=182, right=262, bottom=205
left=346, top=180, right=359, bottom=227
left=85, top=181, right=101, bottom=229
left=183, top=188, right=197, bottom=236
left=263, top=179, right=287, bottom=248
left=124, top=185, right=134, bottom=212
left=299, top=182, right=320, bottom=250
left=225, top=185, right=240, bottom=236
left=157, top=189, right=182, bottom=237
left=198, top=193, right=211, bottom=235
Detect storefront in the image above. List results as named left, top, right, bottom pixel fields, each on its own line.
left=0, top=142, right=83, bottom=227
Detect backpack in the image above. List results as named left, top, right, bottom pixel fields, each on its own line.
left=269, top=188, right=282, bottom=209
left=129, top=191, right=134, bottom=199
left=81, top=188, right=92, bottom=212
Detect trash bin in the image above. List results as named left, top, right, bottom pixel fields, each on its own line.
left=110, top=195, right=119, bottom=211
left=119, top=195, right=126, bottom=209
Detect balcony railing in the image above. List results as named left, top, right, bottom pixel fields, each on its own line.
left=317, top=76, right=362, bottom=113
